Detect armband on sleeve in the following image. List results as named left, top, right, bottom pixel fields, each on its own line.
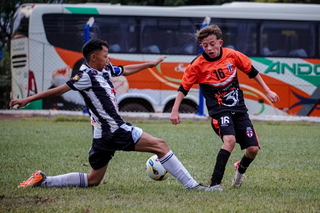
left=107, top=62, right=123, bottom=76
left=178, top=85, right=189, bottom=96
left=248, top=65, right=259, bottom=78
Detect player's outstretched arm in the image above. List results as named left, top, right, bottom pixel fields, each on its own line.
left=10, top=84, right=71, bottom=109
left=253, top=74, right=280, bottom=103
left=170, top=91, right=185, bottom=125
left=122, top=56, right=166, bottom=76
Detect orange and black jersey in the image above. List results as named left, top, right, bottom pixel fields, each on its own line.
left=179, top=48, right=259, bottom=117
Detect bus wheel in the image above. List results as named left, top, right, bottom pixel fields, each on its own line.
left=179, top=102, right=198, bottom=113
left=120, top=103, right=149, bottom=112
left=163, top=102, right=198, bottom=113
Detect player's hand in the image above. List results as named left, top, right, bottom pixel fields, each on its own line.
left=149, top=56, right=167, bottom=67
left=170, top=110, right=181, bottom=125
left=9, top=99, right=29, bottom=109
left=266, top=90, right=280, bottom=103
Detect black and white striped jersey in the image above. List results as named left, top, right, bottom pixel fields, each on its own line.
left=66, top=63, right=125, bottom=139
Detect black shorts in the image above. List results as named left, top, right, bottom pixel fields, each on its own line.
left=89, top=123, right=143, bottom=170
left=211, top=112, right=260, bottom=150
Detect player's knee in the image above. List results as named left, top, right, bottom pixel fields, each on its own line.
left=223, top=135, right=236, bottom=146
left=157, top=138, right=166, bottom=146
left=157, top=138, right=169, bottom=149
left=154, top=138, right=170, bottom=156
left=221, top=135, right=236, bottom=152
left=247, top=146, right=259, bottom=155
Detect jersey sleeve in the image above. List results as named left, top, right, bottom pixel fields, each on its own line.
left=234, top=51, right=252, bottom=74
left=233, top=50, right=259, bottom=78
left=180, top=65, right=199, bottom=94
left=66, top=71, right=92, bottom=91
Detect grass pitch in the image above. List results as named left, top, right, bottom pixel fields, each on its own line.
left=0, top=117, right=319, bottom=212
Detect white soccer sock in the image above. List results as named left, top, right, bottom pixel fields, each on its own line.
left=42, top=173, right=88, bottom=188
left=159, top=150, right=198, bottom=189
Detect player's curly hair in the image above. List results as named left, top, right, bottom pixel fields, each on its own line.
left=82, top=39, right=109, bottom=62
left=196, top=25, right=222, bottom=42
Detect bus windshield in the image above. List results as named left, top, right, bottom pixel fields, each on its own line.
left=12, top=5, right=33, bottom=38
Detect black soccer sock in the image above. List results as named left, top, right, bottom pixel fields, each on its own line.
left=238, top=155, right=254, bottom=174
left=210, top=149, right=231, bottom=186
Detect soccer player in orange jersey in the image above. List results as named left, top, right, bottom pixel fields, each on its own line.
left=170, top=25, right=279, bottom=191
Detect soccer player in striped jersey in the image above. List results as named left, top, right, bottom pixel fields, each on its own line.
left=10, top=39, right=206, bottom=191
left=170, top=25, right=279, bottom=191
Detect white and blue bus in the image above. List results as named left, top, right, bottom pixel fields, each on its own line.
left=11, top=2, right=320, bottom=116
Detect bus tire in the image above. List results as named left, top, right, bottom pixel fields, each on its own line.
left=179, top=102, right=198, bottom=113
left=119, top=103, right=149, bottom=112
left=163, top=101, right=198, bottom=113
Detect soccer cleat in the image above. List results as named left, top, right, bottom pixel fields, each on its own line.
left=206, top=184, right=223, bottom=191
left=232, top=161, right=245, bottom=188
left=18, top=170, right=47, bottom=188
left=187, top=183, right=208, bottom=191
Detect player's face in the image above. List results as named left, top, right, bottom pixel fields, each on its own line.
left=92, top=45, right=109, bottom=71
left=201, top=34, right=223, bottom=58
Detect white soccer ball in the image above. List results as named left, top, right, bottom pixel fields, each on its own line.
left=145, top=155, right=170, bottom=181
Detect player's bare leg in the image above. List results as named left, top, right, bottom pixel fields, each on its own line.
left=134, top=132, right=169, bottom=158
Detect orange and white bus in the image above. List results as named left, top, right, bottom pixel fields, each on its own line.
left=11, top=2, right=320, bottom=116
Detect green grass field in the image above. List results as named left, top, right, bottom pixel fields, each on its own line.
left=0, top=117, right=319, bottom=212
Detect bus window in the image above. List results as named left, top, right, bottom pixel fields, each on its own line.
left=216, top=19, right=257, bottom=56
left=260, top=21, right=316, bottom=57
left=95, top=16, right=137, bottom=53
left=140, top=17, right=200, bottom=55
left=44, top=14, right=138, bottom=54
left=140, top=18, right=161, bottom=53
left=319, top=25, right=320, bottom=56
left=43, top=14, right=91, bottom=52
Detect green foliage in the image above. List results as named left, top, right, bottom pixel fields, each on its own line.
left=0, top=46, right=10, bottom=76
left=0, top=119, right=319, bottom=212
left=0, top=46, right=11, bottom=109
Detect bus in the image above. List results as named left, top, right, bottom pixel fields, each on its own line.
left=11, top=2, right=320, bottom=116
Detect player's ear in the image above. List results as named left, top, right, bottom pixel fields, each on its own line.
left=91, top=53, right=96, bottom=62
left=219, top=40, right=224, bottom=46
left=200, top=44, right=203, bottom=48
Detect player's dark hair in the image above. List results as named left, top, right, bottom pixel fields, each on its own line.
left=196, top=25, right=222, bottom=42
left=82, top=39, right=109, bottom=62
